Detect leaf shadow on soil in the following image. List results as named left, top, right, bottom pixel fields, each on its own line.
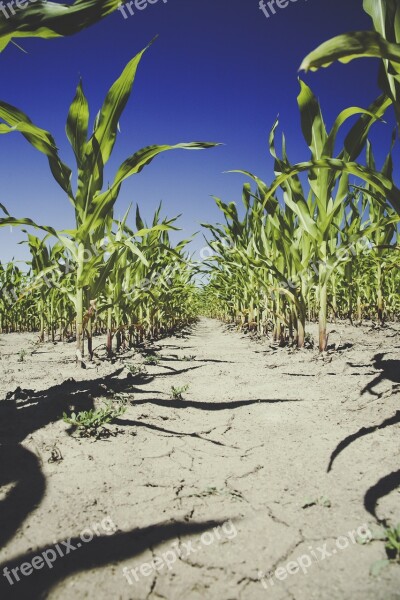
left=158, top=356, right=234, bottom=365
left=151, top=365, right=206, bottom=376
left=0, top=519, right=227, bottom=599
left=0, top=444, right=46, bottom=550
left=0, top=368, right=157, bottom=443
left=155, top=345, right=197, bottom=351
left=116, top=417, right=236, bottom=447
left=327, top=410, right=400, bottom=473
left=130, top=398, right=303, bottom=410
left=0, top=357, right=304, bottom=599
left=0, top=365, right=250, bottom=600
left=363, top=469, right=400, bottom=524
left=327, top=353, right=400, bottom=523
left=348, top=353, right=400, bottom=398
left=0, top=375, right=106, bottom=550
left=0, top=368, right=176, bottom=554
left=327, top=412, right=400, bottom=522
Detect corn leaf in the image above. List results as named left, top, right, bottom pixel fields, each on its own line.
left=66, top=81, right=89, bottom=166
left=300, top=31, right=400, bottom=74
left=0, top=0, right=121, bottom=52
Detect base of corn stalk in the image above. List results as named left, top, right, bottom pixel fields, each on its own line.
left=75, top=349, right=86, bottom=369
left=318, top=282, right=329, bottom=352
left=87, top=334, right=93, bottom=361
left=106, top=330, right=113, bottom=357
left=297, top=317, right=305, bottom=349
left=319, top=330, right=329, bottom=353
left=116, top=330, right=122, bottom=352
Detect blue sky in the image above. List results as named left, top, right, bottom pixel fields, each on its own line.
left=0, top=0, right=395, bottom=264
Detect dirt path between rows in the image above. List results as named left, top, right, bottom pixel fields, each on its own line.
left=0, top=318, right=399, bottom=599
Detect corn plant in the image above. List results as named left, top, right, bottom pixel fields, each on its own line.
left=300, top=0, right=400, bottom=130
left=0, top=41, right=218, bottom=365
left=266, top=0, right=400, bottom=220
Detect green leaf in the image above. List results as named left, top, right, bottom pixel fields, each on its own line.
left=0, top=215, right=59, bottom=238
left=0, top=101, right=72, bottom=195
left=300, top=31, right=400, bottom=74
left=343, top=94, right=391, bottom=162
left=66, top=81, right=89, bottom=166
left=89, top=40, right=156, bottom=167
left=324, top=106, right=382, bottom=159
left=113, top=142, right=220, bottom=188
left=263, top=158, right=400, bottom=215
left=78, top=142, right=220, bottom=239
left=297, top=79, right=327, bottom=159
left=0, top=0, right=122, bottom=52
left=363, top=0, right=397, bottom=41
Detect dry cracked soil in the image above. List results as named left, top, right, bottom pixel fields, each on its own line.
left=0, top=317, right=399, bottom=599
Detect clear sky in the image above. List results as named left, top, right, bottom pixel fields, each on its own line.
left=0, top=0, right=395, bottom=264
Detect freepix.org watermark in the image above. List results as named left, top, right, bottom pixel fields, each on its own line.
left=118, top=0, right=167, bottom=20
left=3, top=517, right=117, bottom=586
left=258, top=523, right=372, bottom=591
left=259, top=0, right=307, bottom=20
left=0, top=0, right=44, bottom=20
left=122, top=520, right=237, bottom=584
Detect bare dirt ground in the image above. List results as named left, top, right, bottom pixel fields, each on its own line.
left=0, top=318, right=399, bottom=600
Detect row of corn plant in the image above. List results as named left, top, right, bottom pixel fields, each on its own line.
left=200, top=80, right=399, bottom=350
left=0, top=207, right=201, bottom=354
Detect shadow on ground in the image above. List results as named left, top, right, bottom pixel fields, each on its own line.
left=0, top=519, right=226, bottom=599
left=328, top=353, right=400, bottom=522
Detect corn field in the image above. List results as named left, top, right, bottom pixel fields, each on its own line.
left=1, top=74, right=398, bottom=359
left=0, top=5, right=398, bottom=361
left=0, top=2, right=399, bottom=599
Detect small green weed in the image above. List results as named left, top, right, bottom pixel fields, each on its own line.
left=364, top=522, right=400, bottom=576
left=17, top=349, right=27, bottom=362
left=62, top=402, right=126, bottom=437
left=144, top=355, right=159, bottom=366
left=170, top=384, right=189, bottom=400
left=385, top=523, right=400, bottom=561
left=127, top=364, right=147, bottom=376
